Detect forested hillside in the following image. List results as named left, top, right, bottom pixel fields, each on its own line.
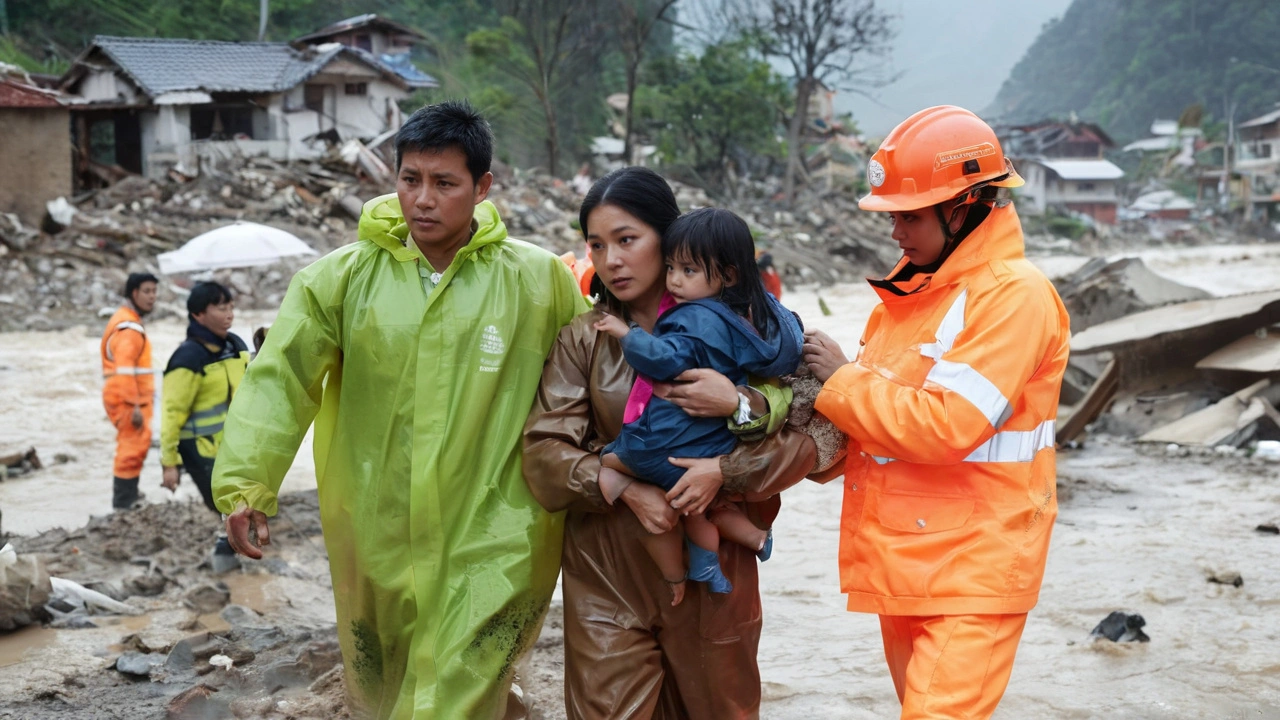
left=988, top=0, right=1280, bottom=141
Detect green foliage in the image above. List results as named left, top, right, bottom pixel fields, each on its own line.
left=0, top=35, right=67, bottom=73
left=991, top=0, right=1280, bottom=142
left=636, top=40, right=789, bottom=193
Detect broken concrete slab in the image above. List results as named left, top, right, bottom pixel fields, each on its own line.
left=1196, top=326, right=1280, bottom=374
left=1072, top=290, right=1280, bottom=387
left=1057, top=358, right=1119, bottom=446
left=1055, top=256, right=1211, bottom=333
left=1138, top=380, right=1275, bottom=447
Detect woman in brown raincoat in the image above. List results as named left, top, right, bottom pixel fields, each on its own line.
left=523, top=167, right=818, bottom=719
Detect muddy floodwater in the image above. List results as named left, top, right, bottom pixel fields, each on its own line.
left=2, top=246, right=1280, bottom=718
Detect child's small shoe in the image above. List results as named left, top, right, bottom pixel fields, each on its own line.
left=756, top=530, right=773, bottom=563
left=686, top=541, right=733, bottom=594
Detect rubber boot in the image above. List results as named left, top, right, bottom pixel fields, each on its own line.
left=756, top=529, right=773, bottom=562
left=112, top=476, right=140, bottom=510
left=211, top=536, right=240, bottom=574
left=686, top=540, right=733, bottom=594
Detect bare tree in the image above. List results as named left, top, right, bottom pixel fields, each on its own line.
left=732, top=0, right=896, bottom=203
left=618, top=0, right=680, bottom=161
left=469, top=0, right=602, bottom=177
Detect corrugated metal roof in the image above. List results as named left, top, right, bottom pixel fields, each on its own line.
left=0, top=79, right=66, bottom=108
left=1039, top=158, right=1125, bottom=180
left=88, top=36, right=372, bottom=97
left=1240, top=107, right=1280, bottom=129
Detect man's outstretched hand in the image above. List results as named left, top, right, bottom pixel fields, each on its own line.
left=225, top=505, right=272, bottom=560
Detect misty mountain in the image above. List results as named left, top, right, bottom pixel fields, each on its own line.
left=988, top=0, right=1280, bottom=142
left=839, top=0, right=1071, bottom=136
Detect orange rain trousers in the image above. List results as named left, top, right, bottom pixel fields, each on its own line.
left=879, top=613, right=1027, bottom=720
left=106, top=401, right=152, bottom=478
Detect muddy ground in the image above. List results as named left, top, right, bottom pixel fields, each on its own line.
left=3, top=244, right=1280, bottom=718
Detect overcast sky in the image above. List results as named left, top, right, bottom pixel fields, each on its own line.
left=840, top=0, right=1074, bottom=136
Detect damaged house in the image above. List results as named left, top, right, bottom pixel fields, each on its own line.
left=57, top=20, right=436, bottom=189
left=1000, top=120, right=1125, bottom=225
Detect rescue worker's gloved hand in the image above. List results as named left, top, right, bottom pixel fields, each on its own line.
left=802, top=329, right=849, bottom=383
left=130, top=407, right=143, bottom=429
left=225, top=503, right=271, bottom=559
left=161, top=466, right=179, bottom=492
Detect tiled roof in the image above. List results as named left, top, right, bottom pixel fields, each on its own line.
left=88, top=36, right=363, bottom=96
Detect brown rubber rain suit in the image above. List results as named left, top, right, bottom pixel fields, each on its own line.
left=523, top=309, right=817, bottom=720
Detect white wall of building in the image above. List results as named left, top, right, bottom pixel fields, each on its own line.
left=78, top=70, right=140, bottom=104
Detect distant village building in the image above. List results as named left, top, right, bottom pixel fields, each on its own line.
left=0, top=73, right=73, bottom=226
left=54, top=15, right=435, bottom=189
left=1000, top=120, right=1125, bottom=225
left=1235, top=104, right=1280, bottom=219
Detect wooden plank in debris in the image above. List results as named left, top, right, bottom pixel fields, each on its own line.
left=1056, top=358, right=1119, bottom=446
left=1196, top=327, right=1280, bottom=373
left=1138, top=379, right=1271, bottom=446
left=1073, top=290, right=1280, bottom=355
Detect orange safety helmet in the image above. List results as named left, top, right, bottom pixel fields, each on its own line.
left=858, top=105, right=1023, bottom=213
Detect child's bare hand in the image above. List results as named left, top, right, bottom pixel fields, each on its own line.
left=593, top=313, right=631, bottom=339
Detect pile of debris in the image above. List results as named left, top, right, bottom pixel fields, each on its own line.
left=0, top=149, right=383, bottom=331
left=1054, top=257, right=1280, bottom=454
left=0, top=491, right=350, bottom=719
left=0, top=153, right=914, bottom=332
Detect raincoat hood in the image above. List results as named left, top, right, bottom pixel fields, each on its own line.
left=358, top=194, right=509, bottom=263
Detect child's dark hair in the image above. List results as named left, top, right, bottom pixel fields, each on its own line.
left=395, top=100, right=493, bottom=183
left=579, top=167, right=681, bottom=315
left=663, top=208, right=775, bottom=338
left=187, top=281, right=233, bottom=318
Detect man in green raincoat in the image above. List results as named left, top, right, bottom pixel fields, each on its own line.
left=212, top=101, right=588, bottom=719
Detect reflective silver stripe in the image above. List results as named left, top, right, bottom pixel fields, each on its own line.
left=925, top=359, right=1013, bottom=428
left=104, top=367, right=154, bottom=377
left=964, top=419, right=1056, bottom=463
left=919, top=289, right=967, bottom=360
left=867, top=419, right=1055, bottom=466
left=182, top=421, right=224, bottom=437
left=104, top=321, right=145, bottom=363
left=190, top=403, right=229, bottom=421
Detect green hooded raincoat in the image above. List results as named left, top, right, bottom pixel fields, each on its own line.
left=212, top=195, right=588, bottom=719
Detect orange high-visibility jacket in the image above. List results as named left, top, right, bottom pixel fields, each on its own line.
left=815, top=204, right=1070, bottom=616
left=101, top=305, right=154, bottom=408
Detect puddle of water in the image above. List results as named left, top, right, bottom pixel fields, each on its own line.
left=0, top=625, right=57, bottom=668
left=196, top=571, right=282, bottom=632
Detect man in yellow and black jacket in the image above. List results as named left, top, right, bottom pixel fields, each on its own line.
left=160, top=281, right=249, bottom=566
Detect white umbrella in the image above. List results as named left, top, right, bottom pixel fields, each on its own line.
left=158, top=222, right=318, bottom=275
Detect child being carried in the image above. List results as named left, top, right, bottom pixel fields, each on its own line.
left=594, top=207, right=804, bottom=606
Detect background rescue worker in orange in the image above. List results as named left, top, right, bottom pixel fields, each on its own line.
left=802, top=106, right=1071, bottom=719
left=101, top=272, right=159, bottom=510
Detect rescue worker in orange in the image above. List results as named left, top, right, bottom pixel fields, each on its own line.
left=101, top=272, right=159, bottom=510
left=803, top=106, right=1071, bottom=718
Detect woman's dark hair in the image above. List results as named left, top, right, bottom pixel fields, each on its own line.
left=578, top=167, right=681, bottom=314
left=187, top=281, right=234, bottom=318
left=123, top=272, right=158, bottom=299
left=664, top=208, right=775, bottom=339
